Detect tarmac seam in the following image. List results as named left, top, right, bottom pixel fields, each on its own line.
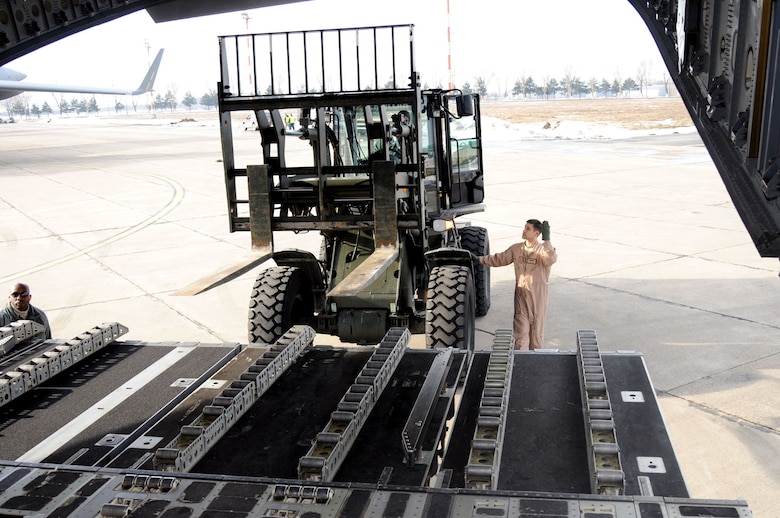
left=566, top=277, right=780, bottom=331
left=665, top=347, right=780, bottom=391
left=0, top=169, right=185, bottom=284
left=2, top=162, right=225, bottom=341
left=659, top=391, right=780, bottom=436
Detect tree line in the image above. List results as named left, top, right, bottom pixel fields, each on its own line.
left=3, top=88, right=220, bottom=119
left=455, top=60, right=667, bottom=99
left=459, top=74, right=665, bottom=100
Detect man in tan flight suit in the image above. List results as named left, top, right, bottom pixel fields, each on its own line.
left=475, top=219, right=557, bottom=350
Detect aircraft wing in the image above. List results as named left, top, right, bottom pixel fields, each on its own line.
left=0, top=48, right=163, bottom=101
left=0, top=1, right=308, bottom=65
left=146, top=0, right=307, bottom=22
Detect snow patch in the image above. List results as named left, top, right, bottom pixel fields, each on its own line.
left=481, top=116, right=696, bottom=141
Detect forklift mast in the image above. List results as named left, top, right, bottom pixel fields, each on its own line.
left=217, top=24, right=484, bottom=246
left=216, top=25, right=488, bottom=345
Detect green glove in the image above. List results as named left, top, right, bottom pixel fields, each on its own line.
left=541, top=221, right=551, bottom=241
left=469, top=251, right=481, bottom=263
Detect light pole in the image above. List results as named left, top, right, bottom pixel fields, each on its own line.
left=241, top=13, right=253, bottom=94
left=447, top=0, right=453, bottom=90
left=144, top=39, right=155, bottom=117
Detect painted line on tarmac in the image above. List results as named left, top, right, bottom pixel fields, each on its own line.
left=0, top=170, right=184, bottom=284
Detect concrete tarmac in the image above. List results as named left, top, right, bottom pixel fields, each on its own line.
left=1, top=114, right=779, bottom=515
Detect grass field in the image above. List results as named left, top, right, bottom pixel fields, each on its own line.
left=101, top=96, right=694, bottom=132
left=480, top=96, right=693, bottom=130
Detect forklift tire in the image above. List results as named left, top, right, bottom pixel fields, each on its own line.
left=248, top=266, right=313, bottom=344
left=425, top=265, right=475, bottom=351
left=460, top=226, right=491, bottom=317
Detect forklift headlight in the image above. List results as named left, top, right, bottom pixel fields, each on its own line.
left=433, top=219, right=454, bottom=232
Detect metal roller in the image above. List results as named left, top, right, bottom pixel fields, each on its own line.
left=590, top=419, right=615, bottom=431
left=589, top=409, right=613, bottom=420
left=101, top=503, right=130, bottom=517
left=593, top=443, right=620, bottom=455
left=596, top=469, right=625, bottom=485
left=317, top=432, right=341, bottom=444
left=471, top=438, right=497, bottom=451
left=299, top=456, right=326, bottom=470
left=155, top=448, right=180, bottom=460
left=465, top=464, right=494, bottom=482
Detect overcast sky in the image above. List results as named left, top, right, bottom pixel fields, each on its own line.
left=7, top=0, right=668, bottom=100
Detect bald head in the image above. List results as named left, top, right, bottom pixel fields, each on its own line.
left=10, top=282, right=29, bottom=293
left=9, top=282, right=32, bottom=312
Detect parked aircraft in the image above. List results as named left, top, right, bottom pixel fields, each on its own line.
left=0, top=48, right=163, bottom=101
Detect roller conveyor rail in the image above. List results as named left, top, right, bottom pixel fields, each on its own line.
left=0, top=320, right=47, bottom=356
left=154, top=325, right=315, bottom=472
left=0, top=322, right=129, bottom=408
left=298, top=327, right=409, bottom=481
left=577, top=329, right=625, bottom=495
left=464, top=329, right=513, bottom=490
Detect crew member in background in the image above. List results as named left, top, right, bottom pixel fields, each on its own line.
left=389, top=109, right=412, bottom=163
left=473, top=220, right=557, bottom=350
left=0, top=281, right=52, bottom=339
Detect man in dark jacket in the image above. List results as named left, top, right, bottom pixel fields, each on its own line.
left=0, top=282, right=51, bottom=339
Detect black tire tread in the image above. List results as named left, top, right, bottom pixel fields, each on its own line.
left=460, top=226, right=491, bottom=316
left=248, top=266, right=308, bottom=344
left=425, top=265, right=475, bottom=350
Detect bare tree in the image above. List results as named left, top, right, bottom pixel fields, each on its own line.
left=613, top=68, right=623, bottom=97
left=546, top=77, right=560, bottom=99
left=540, top=74, right=550, bottom=99
left=588, top=77, right=598, bottom=99
left=661, top=71, right=677, bottom=97
left=636, top=60, right=652, bottom=97
left=475, top=76, right=488, bottom=96
left=520, top=74, right=529, bottom=99
left=52, top=94, right=67, bottom=116
left=3, top=94, right=32, bottom=119
left=166, top=83, right=179, bottom=112
left=561, top=65, right=574, bottom=98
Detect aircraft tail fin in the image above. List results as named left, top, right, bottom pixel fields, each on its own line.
left=132, top=49, right=164, bottom=95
